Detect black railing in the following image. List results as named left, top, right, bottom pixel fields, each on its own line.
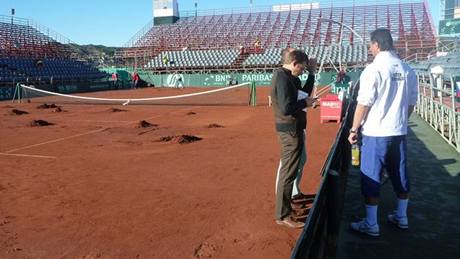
left=291, top=79, right=359, bottom=259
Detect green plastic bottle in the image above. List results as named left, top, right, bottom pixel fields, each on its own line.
left=351, top=144, right=360, bottom=167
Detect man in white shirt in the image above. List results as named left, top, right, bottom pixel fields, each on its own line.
left=348, top=28, right=418, bottom=237
left=175, top=74, right=184, bottom=89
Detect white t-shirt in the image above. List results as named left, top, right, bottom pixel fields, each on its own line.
left=357, top=51, right=418, bottom=136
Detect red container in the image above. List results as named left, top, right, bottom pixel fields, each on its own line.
left=320, top=94, right=342, bottom=124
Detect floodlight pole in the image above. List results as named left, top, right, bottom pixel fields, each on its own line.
left=194, top=1, right=198, bottom=17
left=11, top=8, right=15, bottom=24
left=319, top=18, right=364, bottom=71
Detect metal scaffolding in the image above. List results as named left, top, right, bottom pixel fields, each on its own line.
left=416, top=72, right=460, bottom=152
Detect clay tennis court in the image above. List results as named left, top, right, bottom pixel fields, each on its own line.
left=0, top=86, right=339, bottom=258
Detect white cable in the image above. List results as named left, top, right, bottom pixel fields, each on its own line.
left=19, top=82, right=251, bottom=104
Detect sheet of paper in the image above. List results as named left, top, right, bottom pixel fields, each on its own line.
left=297, top=90, right=308, bottom=100
left=298, top=90, right=308, bottom=112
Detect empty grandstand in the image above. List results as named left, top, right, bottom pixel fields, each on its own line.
left=0, top=15, right=71, bottom=59
left=0, top=14, right=109, bottom=94
left=411, top=46, right=460, bottom=75
left=120, top=0, right=437, bottom=73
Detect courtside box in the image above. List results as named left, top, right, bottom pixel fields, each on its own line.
left=320, top=94, right=342, bottom=124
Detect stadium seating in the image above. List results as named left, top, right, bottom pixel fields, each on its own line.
left=243, top=48, right=284, bottom=66
left=411, top=50, right=460, bottom=75
left=123, top=1, right=436, bottom=71
left=0, top=58, right=107, bottom=83
left=242, top=45, right=368, bottom=66
left=146, top=49, right=240, bottom=69
left=0, top=15, right=109, bottom=85
left=0, top=21, right=71, bottom=59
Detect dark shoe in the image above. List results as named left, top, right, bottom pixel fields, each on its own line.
left=291, top=193, right=315, bottom=204
left=291, top=201, right=307, bottom=210
left=292, top=207, right=310, bottom=217
left=292, top=214, right=308, bottom=222
left=276, top=216, right=305, bottom=229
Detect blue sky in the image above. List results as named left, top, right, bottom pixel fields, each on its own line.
left=1, top=0, right=441, bottom=47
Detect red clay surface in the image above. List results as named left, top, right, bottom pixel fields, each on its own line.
left=0, top=86, right=339, bottom=258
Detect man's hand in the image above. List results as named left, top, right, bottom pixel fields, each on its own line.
left=348, top=132, right=358, bottom=144
left=307, top=58, right=317, bottom=74
left=305, top=97, right=317, bottom=107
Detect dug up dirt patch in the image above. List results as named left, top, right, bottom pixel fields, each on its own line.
left=10, top=109, right=28, bottom=115
left=207, top=123, right=224, bottom=128
left=137, top=120, right=158, bottom=128
left=29, top=120, right=54, bottom=127
left=37, top=103, right=59, bottom=109
left=158, top=135, right=202, bottom=144
left=108, top=108, right=127, bottom=113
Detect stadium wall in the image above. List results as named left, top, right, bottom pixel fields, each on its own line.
left=0, top=86, right=15, bottom=100
left=0, top=80, right=116, bottom=101
left=0, top=69, right=361, bottom=101
left=101, top=68, right=362, bottom=88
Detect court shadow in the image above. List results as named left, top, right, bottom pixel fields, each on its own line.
left=336, top=116, right=460, bottom=259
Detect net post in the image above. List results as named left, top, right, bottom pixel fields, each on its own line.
left=249, top=81, right=256, bottom=106
left=12, top=83, right=22, bottom=103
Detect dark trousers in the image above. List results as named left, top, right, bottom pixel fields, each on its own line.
left=275, top=130, right=303, bottom=220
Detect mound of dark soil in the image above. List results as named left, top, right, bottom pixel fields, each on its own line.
left=207, top=123, right=224, bottom=128
left=137, top=120, right=158, bottom=128
left=29, top=120, right=54, bottom=127
left=186, top=112, right=196, bottom=115
left=53, top=107, right=64, bottom=113
left=176, top=135, right=202, bottom=144
left=158, top=136, right=175, bottom=142
left=11, top=109, right=28, bottom=115
left=109, top=108, right=127, bottom=112
left=37, top=103, right=58, bottom=109
left=158, top=135, right=202, bottom=144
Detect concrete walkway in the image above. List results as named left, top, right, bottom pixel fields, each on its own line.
left=336, top=115, right=460, bottom=259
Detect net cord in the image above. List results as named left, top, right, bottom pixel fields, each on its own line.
left=17, top=82, right=251, bottom=104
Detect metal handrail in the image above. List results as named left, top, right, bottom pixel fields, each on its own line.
left=0, top=14, right=74, bottom=45
left=179, top=0, right=424, bottom=18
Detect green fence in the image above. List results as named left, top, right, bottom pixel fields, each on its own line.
left=100, top=68, right=363, bottom=88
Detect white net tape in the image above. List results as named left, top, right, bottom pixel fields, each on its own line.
left=17, top=82, right=252, bottom=106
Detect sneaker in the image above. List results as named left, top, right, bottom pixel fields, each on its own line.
left=350, top=219, right=380, bottom=237
left=276, top=216, right=305, bottom=229
left=387, top=213, right=409, bottom=229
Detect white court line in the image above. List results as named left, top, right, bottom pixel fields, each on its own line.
left=71, top=120, right=134, bottom=123
left=0, top=153, right=56, bottom=159
left=4, top=128, right=106, bottom=153
left=315, top=86, right=331, bottom=97
left=3, top=113, right=166, bottom=154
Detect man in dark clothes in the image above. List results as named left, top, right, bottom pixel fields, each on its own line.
left=271, top=49, right=317, bottom=228
left=276, top=48, right=317, bottom=204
